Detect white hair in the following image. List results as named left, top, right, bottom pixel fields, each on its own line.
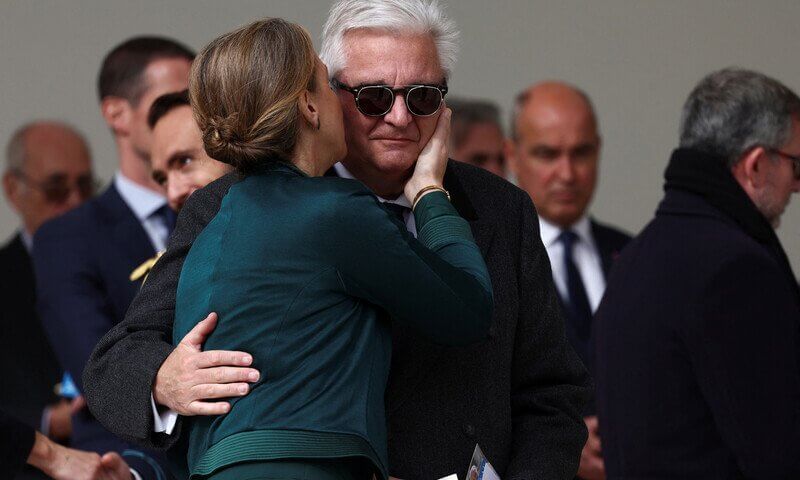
left=320, top=0, right=459, bottom=80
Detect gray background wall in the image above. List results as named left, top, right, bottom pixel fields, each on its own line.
left=2, top=0, right=799, bottom=272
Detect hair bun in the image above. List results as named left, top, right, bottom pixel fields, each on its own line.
left=189, top=18, right=317, bottom=174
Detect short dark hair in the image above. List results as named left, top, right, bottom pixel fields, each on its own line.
left=447, top=97, right=502, bottom=149
left=97, top=36, right=195, bottom=105
left=148, top=90, right=190, bottom=129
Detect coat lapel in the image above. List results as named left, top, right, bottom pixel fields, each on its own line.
left=444, top=166, right=496, bottom=259
left=98, top=185, right=158, bottom=265
left=591, top=220, right=617, bottom=280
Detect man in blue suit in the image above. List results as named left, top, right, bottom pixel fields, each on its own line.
left=33, top=36, right=194, bottom=480
left=506, top=81, right=631, bottom=480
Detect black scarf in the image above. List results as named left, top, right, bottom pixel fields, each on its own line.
left=664, top=147, right=798, bottom=290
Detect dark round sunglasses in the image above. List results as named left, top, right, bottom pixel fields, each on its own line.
left=331, top=78, right=447, bottom=117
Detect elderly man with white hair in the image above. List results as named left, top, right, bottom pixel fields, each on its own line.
left=84, top=1, right=590, bottom=479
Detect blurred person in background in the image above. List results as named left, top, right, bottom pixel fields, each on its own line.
left=595, top=67, right=800, bottom=479
left=130, top=90, right=233, bottom=284
left=32, top=36, right=195, bottom=480
left=147, top=90, right=232, bottom=213
left=1, top=121, right=94, bottom=480
left=1, top=409, right=131, bottom=480
left=507, top=81, right=631, bottom=480
left=448, top=97, right=506, bottom=177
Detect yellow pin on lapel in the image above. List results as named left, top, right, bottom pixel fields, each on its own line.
left=130, top=250, right=165, bottom=284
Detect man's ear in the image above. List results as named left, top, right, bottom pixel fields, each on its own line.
left=732, top=146, right=769, bottom=195
left=297, top=90, right=319, bottom=130
left=100, top=97, right=133, bottom=136
left=504, top=138, right=519, bottom=176
left=2, top=171, right=23, bottom=213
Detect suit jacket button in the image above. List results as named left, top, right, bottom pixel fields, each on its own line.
left=463, top=424, right=476, bottom=438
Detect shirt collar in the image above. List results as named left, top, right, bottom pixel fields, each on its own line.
left=114, top=172, right=167, bottom=221
left=333, top=162, right=412, bottom=208
left=19, top=228, right=33, bottom=253
left=539, top=214, right=593, bottom=247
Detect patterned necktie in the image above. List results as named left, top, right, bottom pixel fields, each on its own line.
left=559, top=230, right=593, bottom=340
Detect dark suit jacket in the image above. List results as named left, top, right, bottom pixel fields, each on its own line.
left=0, top=234, right=62, bottom=480
left=0, top=234, right=61, bottom=429
left=557, top=220, right=630, bottom=417
left=85, top=161, right=591, bottom=480
left=33, top=183, right=172, bottom=479
left=595, top=189, right=800, bottom=479
left=0, top=409, right=36, bottom=479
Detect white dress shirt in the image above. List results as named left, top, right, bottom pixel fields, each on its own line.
left=20, top=228, right=33, bottom=252
left=538, top=215, right=605, bottom=313
left=153, top=162, right=419, bottom=434
left=114, top=173, right=170, bottom=251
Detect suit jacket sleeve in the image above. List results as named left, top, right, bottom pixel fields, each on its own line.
left=33, top=222, right=114, bottom=394
left=506, top=192, right=591, bottom=480
left=0, top=410, right=35, bottom=478
left=83, top=177, right=231, bottom=450
left=683, top=252, right=800, bottom=477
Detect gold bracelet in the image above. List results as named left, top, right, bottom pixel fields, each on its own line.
left=412, top=185, right=450, bottom=210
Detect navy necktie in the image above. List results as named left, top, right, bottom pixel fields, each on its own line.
left=559, top=230, right=593, bottom=340
left=154, top=204, right=177, bottom=235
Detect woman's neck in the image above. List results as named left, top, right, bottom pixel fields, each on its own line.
left=291, top=130, right=333, bottom=177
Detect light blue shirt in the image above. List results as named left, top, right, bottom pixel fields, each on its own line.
left=114, top=173, right=170, bottom=251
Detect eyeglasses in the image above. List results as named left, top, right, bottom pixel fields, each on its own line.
left=766, top=148, right=800, bottom=179
left=13, top=170, right=97, bottom=204
left=331, top=78, right=447, bottom=117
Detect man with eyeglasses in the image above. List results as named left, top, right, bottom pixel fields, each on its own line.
left=594, top=68, right=800, bottom=479
left=86, top=1, right=590, bottom=479
left=505, top=82, right=631, bottom=480
left=447, top=97, right=507, bottom=178
left=1, top=121, right=96, bottom=479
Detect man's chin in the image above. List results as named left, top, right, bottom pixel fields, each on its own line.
left=369, top=148, right=417, bottom=174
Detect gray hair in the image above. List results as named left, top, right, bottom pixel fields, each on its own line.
left=448, top=97, right=502, bottom=149
left=679, top=67, right=800, bottom=167
left=509, top=82, right=597, bottom=141
left=320, top=0, right=459, bottom=80
left=5, top=121, right=88, bottom=173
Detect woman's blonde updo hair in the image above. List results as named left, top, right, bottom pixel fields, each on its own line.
left=189, top=18, right=317, bottom=173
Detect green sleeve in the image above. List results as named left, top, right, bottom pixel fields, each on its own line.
left=326, top=189, right=493, bottom=346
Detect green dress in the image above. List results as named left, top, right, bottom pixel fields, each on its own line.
left=174, top=161, right=493, bottom=479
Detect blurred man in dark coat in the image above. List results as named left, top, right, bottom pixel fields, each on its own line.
left=595, top=68, right=800, bottom=479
